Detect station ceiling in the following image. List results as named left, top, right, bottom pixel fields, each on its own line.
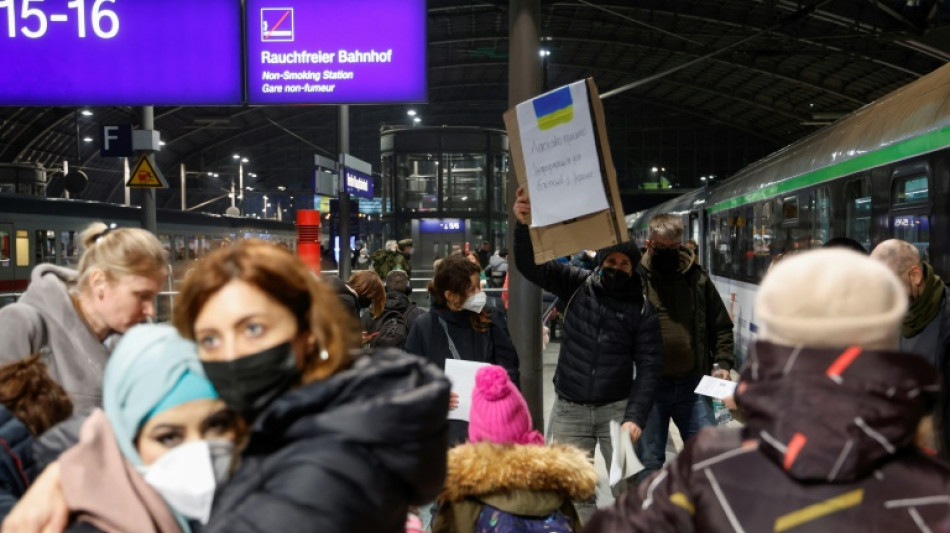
left=1, top=0, right=949, bottom=213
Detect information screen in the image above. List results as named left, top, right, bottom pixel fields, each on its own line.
left=0, top=0, right=243, bottom=105
left=246, top=0, right=426, bottom=104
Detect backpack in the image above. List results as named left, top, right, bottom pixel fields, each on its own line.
left=474, top=505, right=574, bottom=532
left=371, top=307, right=410, bottom=349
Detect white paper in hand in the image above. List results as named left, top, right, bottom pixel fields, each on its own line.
left=608, top=420, right=644, bottom=488
left=693, top=375, right=738, bottom=399
left=444, top=359, right=491, bottom=421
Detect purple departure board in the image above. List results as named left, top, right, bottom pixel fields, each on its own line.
left=246, top=0, right=426, bottom=104
left=0, top=0, right=243, bottom=105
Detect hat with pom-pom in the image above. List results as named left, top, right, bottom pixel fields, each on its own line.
left=468, top=365, right=544, bottom=445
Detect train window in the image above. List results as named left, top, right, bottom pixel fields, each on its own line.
left=814, top=188, right=831, bottom=245
left=892, top=175, right=928, bottom=206
left=781, top=196, right=799, bottom=225
left=15, top=230, right=29, bottom=267
left=34, top=230, right=55, bottom=265
left=753, top=202, right=773, bottom=280
left=845, top=178, right=872, bottom=252
left=713, top=215, right=732, bottom=277
left=60, top=231, right=78, bottom=268
left=739, top=207, right=755, bottom=279
left=892, top=214, right=930, bottom=261
left=0, top=228, right=10, bottom=267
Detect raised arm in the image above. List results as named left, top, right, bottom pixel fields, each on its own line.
left=512, top=187, right=590, bottom=300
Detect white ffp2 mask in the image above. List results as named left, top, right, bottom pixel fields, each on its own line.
left=462, top=291, right=487, bottom=314
left=140, top=440, right=234, bottom=524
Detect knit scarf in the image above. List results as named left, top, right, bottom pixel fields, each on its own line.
left=903, top=262, right=945, bottom=338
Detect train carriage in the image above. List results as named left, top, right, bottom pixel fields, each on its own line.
left=627, top=61, right=950, bottom=366
left=0, top=193, right=296, bottom=295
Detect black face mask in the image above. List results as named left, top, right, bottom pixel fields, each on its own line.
left=201, top=341, right=301, bottom=423
left=357, top=295, right=372, bottom=309
left=598, top=267, right=632, bottom=291
left=652, top=248, right=680, bottom=273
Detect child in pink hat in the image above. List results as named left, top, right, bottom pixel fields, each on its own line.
left=433, top=365, right=596, bottom=532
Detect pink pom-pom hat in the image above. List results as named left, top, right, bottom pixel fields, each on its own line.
left=468, top=365, right=544, bottom=445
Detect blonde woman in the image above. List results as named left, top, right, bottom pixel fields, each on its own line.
left=0, top=222, right=166, bottom=411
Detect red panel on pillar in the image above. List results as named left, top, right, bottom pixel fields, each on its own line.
left=297, top=210, right=321, bottom=275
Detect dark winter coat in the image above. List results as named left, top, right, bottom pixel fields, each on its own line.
left=362, top=290, right=427, bottom=349
left=514, top=223, right=662, bottom=427
left=404, top=307, right=520, bottom=387
left=203, top=350, right=450, bottom=533
left=433, top=442, right=596, bottom=533
left=0, top=405, right=36, bottom=522
left=898, top=285, right=950, bottom=459
left=586, top=341, right=950, bottom=532
left=639, top=248, right=735, bottom=375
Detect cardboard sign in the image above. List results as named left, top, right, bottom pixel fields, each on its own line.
left=505, top=78, right=627, bottom=264
left=514, top=81, right=609, bottom=227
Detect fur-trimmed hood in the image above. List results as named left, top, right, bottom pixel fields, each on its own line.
left=440, top=442, right=596, bottom=503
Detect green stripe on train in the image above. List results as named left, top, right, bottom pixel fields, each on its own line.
left=707, top=125, right=950, bottom=214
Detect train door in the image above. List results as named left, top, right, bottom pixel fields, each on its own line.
left=888, top=164, right=931, bottom=261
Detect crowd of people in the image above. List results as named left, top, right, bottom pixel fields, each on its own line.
left=0, top=189, right=948, bottom=532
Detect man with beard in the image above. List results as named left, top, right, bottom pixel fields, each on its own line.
left=636, top=213, right=734, bottom=482
left=871, top=238, right=950, bottom=458
left=512, top=187, right=661, bottom=524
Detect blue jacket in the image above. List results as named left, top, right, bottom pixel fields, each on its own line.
left=0, top=405, right=37, bottom=522
left=514, top=223, right=662, bottom=427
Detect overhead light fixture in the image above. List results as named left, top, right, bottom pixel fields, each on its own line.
left=277, top=186, right=286, bottom=191
left=232, top=154, right=240, bottom=159
left=213, top=173, right=220, bottom=178
left=159, top=141, right=166, bottom=146
left=651, top=167, right=658, bottom=172
left=241, top=157, right=249, bottom=163
left=539, top=49, right=551, bottom=57
left=207, top=172, right=214, bottom=176
left=413, top=117, right=421, bottom=123
left=80, top=109, right=93, bottom=116
left=248, top=172, right=257, bottom=178
left=82, top=136, right=93, bottom=143
left=407, top=109, right=417, bottom=117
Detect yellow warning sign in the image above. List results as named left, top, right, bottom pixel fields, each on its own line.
left=127, top=154, right=167, bottom=188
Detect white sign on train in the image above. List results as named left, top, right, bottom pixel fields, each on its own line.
left=515, top=80, right=608, bottom=227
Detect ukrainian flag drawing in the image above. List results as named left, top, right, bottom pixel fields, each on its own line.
left=532, top=86, right=574, bottom=130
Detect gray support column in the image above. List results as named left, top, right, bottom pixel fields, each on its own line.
left=139, top=107, right=157, bottom=234
left=338, top=104, right=352, bottom=280
left=507, top=0, right=543, bottom=431
left=180, top=163, right=186, bottom=210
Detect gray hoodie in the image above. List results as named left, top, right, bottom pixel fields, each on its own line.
left=0, top=264, right=112, bottom=412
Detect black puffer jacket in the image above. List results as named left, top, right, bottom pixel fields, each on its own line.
left=514, top=223, right=662, bottom=427
left=203, top=350, right=450, bottom=533
left=0, top=405, right=36, bottom=522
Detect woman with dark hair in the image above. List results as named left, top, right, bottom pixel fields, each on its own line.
left=404, top=254, right=520, bottom=444
left=0, top=355, right=73, bottom=521
left=348, top=270, right=385, bottom=319
left=3, top=240, right=450, bottom=533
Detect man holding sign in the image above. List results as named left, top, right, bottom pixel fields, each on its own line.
left=513, top=187, right=662, bottom=523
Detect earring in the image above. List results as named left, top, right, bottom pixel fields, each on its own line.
left=319, top=349, right=329, bottom=361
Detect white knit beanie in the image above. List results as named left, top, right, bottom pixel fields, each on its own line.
left=756, top=249, right=907, bottom=350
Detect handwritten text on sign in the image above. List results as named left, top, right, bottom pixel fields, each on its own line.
left=515, top=81, right=608, bottom=227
